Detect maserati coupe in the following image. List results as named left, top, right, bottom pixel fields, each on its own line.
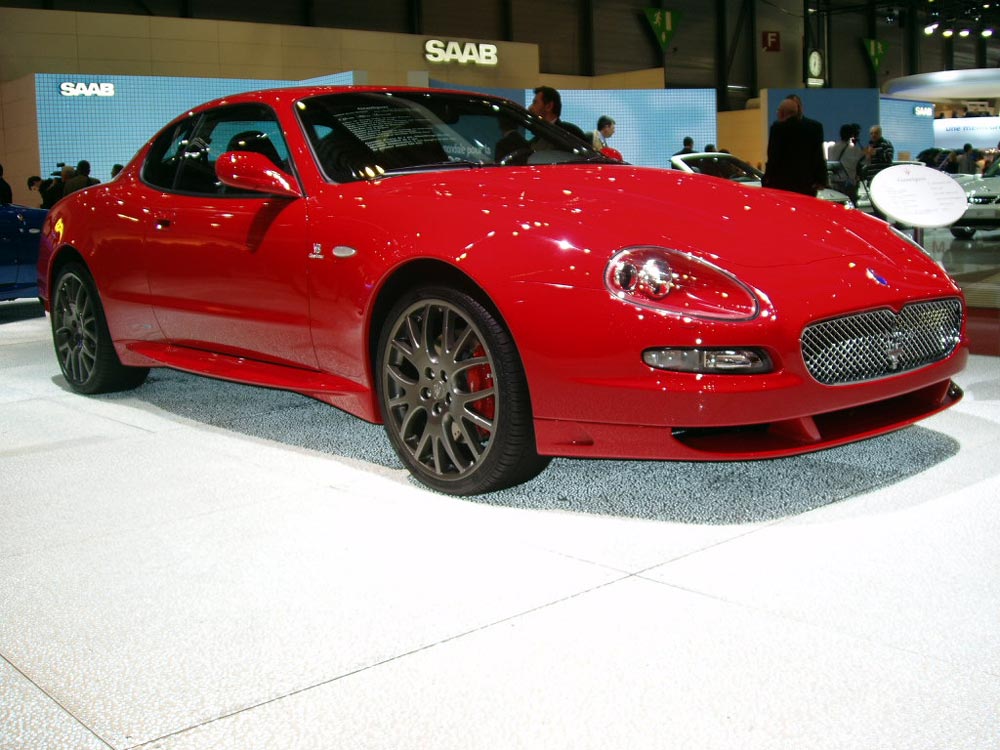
left=37, top=86, right=968, bottom=494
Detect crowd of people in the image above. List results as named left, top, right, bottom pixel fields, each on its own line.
left=1, top=159, right=123, bottom=209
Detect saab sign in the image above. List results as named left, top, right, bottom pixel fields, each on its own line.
left=424, top=39, right=498, bottom=66
left=60, top=82, right=116, bottom=97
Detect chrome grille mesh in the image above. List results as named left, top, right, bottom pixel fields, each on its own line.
left=801, top=298, right=962, bottom=385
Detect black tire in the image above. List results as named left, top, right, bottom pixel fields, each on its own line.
left=51, top=262, right=149, bottom=394
left=950, top=226, right=976, bottom=239
left=376, top=286, right=550, bottom=495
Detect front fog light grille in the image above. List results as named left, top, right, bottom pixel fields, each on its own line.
left=643, top=348, right=771, bottom=373
left=801, top=298, right=962, bottom=385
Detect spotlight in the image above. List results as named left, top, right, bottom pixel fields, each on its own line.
left=924, top=23, right=939, bottom=33
left=942, top=28, right=954, bottom=36
left=959, top=28, right=971, bottom=36
left=983, top=28, right=995, bottom=36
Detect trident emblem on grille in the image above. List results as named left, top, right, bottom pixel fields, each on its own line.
left=886, top=346, right=903, bottom=370
left=885, top=329, right=908, bottom=371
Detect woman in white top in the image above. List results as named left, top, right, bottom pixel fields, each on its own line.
left=829, top=123, right=865, bottom=203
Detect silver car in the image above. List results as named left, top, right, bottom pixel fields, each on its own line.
left=671, top=152, right=853, bottom=207
left=950, top=159, right=1000, bottom=239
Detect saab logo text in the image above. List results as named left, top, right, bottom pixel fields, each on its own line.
left=60, top=82, right=116, bottom=97
left=424, top=39, right=498, bottom=66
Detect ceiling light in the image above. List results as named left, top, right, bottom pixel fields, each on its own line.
left=959, top=28, right=971, bottom=35
left=983, top=28, right=995, bottom=36
left=942, top=28, right=954, bottom=36
left=924, top=23, right=939, bottom=33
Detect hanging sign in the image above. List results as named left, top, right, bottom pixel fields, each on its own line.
left=863, top=38, right=887, bottom=71
left=645, top=8, right=681, bottom=52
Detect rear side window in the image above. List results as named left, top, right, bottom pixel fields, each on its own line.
left=142, top=103, right=291, bottom=196
left=142, top=117, right=198, bottom=191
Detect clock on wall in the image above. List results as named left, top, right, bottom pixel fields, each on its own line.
left=808, top=49, right=824, bottom=80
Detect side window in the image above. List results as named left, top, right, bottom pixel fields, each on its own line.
left=142, top=117, right=199, bottom=190
left=170, top=104, right=291, bottom=196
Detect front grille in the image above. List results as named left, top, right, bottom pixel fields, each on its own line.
left=801, top=298, right=962, bottom=385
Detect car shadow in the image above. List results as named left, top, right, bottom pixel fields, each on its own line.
left=90, top=366, right=960, bottom=525
left=0, top=300, right=45, bottom=324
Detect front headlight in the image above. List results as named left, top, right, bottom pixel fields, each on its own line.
left=605, top=246, right=759, bottom=320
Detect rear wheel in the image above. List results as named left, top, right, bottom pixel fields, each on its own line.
left=51, top=262, right=149, bottom=394
left=376, top=286, right=550, bottom=495
left=950, top=226, right=976, bottom=239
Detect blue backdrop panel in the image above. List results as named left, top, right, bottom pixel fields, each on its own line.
left=431, top=80, right=716, bottom=169
left=35, top=71, right=356, bottom=183
left=555, top=89, right=716, bottom=169
left=879, top=97, right=936, bottom=159
left=766, top=88, right=880, bottom=148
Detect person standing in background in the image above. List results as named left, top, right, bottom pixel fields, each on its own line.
left=26, top=176, right=48, bottom=207
left=591, top=115, right=616, bottom=150
left=829, top=123, right=864, bottom=203
left=673, top=136, right=695, bottom=156
left=957, top=143, right=979, bottom=174
left=864, top=125, right=894, bottom=172
left=0, top=163, right=12, bottom=204
left=42, top=164, right=74, bottom=209
left=63, top=160, right=100, bottom=195
left=788, top=94, right=828, bottom=192
left=528, top=86, right=588, bottom=144
left=763, top=97, right=827, bottom=197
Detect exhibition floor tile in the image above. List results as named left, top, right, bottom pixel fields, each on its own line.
left=1, top=298, right=999, bottom=750
left=136, top=576, right=1000, bottom=750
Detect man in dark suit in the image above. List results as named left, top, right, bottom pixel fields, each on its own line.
left=528, top=85, right=588, bottom=144
left=763, top=96, right=827, bottom=197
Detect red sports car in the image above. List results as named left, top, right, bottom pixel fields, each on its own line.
left=37, top=86, right=967, bottom=494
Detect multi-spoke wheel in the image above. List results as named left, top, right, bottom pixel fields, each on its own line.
left=51, top=262, right=149, bottom=394
left=376, top=286, right=550, bottom=495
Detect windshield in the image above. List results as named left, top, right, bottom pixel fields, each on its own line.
left=296, top=91, right=606, bottom=182
left=678, top=154, right=762, bottom=182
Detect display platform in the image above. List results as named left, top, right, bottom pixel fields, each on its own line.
left=1, top=287, right=998, bottom=749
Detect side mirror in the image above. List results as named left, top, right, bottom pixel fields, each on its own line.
left=601, top=146, right=624, bottom=162
left=216, top=151, right=302, bottom=198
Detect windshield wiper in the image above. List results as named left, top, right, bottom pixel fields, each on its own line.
left=381, top=160, right=494, bottom=174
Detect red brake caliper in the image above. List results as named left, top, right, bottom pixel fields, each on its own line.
left=465, top=344, right=495, bottom=438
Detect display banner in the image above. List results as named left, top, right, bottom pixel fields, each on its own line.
left=933, top=116, right=1000, bottom=150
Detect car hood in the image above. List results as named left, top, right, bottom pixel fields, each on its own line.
left=369, top=164, right=936, bottom=275
left=339, top=165, right=959, bottom=321
left=964, top=176, right=999, bottom=198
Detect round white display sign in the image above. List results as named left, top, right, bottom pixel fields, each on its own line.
left=868, top=164, right=968, bottom=228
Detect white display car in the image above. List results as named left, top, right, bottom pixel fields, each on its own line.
left=949, top=159, right=1000, bottom=239
left=671, top=152, right=853, bottom=207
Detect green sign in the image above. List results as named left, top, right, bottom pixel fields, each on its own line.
left=863, top=38, right=887, bottom=71
left=645, top=8, right=681, bottom=52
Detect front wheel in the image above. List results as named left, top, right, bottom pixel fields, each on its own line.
left=950, top=226, right=976, bottom=239
left=51, top=262, right=149, bottom=394
left=376, top=286, right=550, bottom=495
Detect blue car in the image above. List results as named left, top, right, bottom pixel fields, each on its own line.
left=0, top=202, right=46, bottom=302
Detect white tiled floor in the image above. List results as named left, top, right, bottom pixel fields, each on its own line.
left=2, top=299, right=999, bottom=750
